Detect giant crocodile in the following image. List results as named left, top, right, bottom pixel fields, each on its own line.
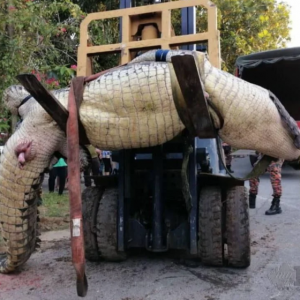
left=0, top=50, right=299, bottom=273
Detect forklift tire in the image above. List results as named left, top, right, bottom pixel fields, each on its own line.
left=82, top=187, right=102, bottom=262
left=198, top=186, right=223, bottom=266
left=225, top=186, right=250, bottom=268
left=96, top=187, right=127, bottom=262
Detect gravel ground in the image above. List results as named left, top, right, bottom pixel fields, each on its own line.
left=1, top=157, right=300, bottom=300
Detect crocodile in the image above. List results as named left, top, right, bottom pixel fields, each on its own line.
left=1, top=49, right=299, bottom=273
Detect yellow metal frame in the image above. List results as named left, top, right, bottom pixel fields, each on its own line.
left=77, top=0, right=220, bottom=76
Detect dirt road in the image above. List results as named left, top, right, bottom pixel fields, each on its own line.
left=1, top=164, right=300, bottom=300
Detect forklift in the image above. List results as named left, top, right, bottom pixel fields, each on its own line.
left=78, top=0, right=250, bottom=270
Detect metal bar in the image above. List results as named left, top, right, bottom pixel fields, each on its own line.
left=124, top=150, right=132, bottom=249
left=119, top=0, right=131, bottom=47
left=152, top=145, right=164, bottom=250
left=181, top=6, right=196, bottom=51
left=119, top=0, right=131, bottom=9
left=83, top=33, right=209, bottom=55
left=118, top=150, right=125, bottom=252
left=124, top=150, right=131, bottom=199
left=189, top=138, right=198, bottom=255
left=117, top=0, right=131, bottom=257
left=67, top=79, right=88, bottom=297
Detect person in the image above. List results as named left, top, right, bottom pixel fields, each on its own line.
left=48, top=157, right=68, bottom=195
left=101, top=150, right=112, bottom=176
left=249, top=154, right=284, bottom=215
left=84, top=145, right=101, bottom=187
left=111, top=160, right=119, bottom=175
left=222, top=142, right=234, bottom=173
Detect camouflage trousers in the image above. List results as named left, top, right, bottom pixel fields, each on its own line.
left=225, top=154, right=232, bottom=166
left=222, top=144, right=232, bottom=166
left=249, top=159, right=284, bottom=197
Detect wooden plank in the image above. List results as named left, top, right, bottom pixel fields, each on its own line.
left=67, top=80, right=88, bottom=297
left=161, top=10, right=171, bottom=39
left=81, top=0, right=216, bottom=27
left=84, top=33, right=209, bottom=55
left=171, top=55, right=217, bottom=139
left=207, top=1, right=221, bottom=68
left=16, top=74, right=90, bottom=145
left=77, top=0, right=220, bottom=76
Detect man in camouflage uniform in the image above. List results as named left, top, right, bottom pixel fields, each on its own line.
left=84, top=145, right=101, bottom=187
left=222, top=142, right=234, bottom=173
left=249, top=154, right=284, bottom=215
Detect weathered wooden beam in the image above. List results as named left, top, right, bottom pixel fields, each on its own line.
left=16, top=74, right=90, bottom=145
left=171, top=55, right=217, bottom=139
left=67, top=79, right=88, bottom=297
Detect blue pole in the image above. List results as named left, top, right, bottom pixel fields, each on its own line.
left=181, top=6, right=196, bottom=50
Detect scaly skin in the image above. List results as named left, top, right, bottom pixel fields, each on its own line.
left=130, top=50, right=300, bottom=160
left=1, top=50, right=300, bottom=273
left=200, top=55, right=298, bottom=160
left=0, top=88, right=86, bottom=273
left=0, top=146, right=41, bottom=273
left=0, top=106, right=64, bottom=273
left=55, top=62, right=185, bottom=149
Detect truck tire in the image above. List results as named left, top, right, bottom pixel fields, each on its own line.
left=198, top=186, right=223, bottom=266
left=82, top=187, right=102, bottom=262
left=225, top=186, right=250, bottom=268
left=96, top=187, right=127, bottom=261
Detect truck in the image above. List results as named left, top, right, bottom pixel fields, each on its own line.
left=235, top=47, right=300, bottom=169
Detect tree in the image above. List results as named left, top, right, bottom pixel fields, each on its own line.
left=0, top=0, right=85, bottom=137
left=212, top=0, right=291, bottom=72
left=0, top=0, right=85, bottom=89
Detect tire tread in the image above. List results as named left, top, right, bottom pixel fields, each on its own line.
left=199, top=186, right=223, bottom=266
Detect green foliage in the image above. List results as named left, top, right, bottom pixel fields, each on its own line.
left=206, top=0, right=291, bottom=72
left=0, top=0, right=87, bottom=134
left=0, top=107, right=11, bottom=144
left=72, top=0, right=119, bottom=13
left=0, top=0, right=84, bottom=109
left=87, top=2, right=120, bottom=72
left=72, top=0, right=121, bottom=72
left=170, top=0, right=290, bottom=72
left=41, top=191, right=69, bottom=218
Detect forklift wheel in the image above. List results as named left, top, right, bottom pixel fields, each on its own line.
left=82, top=187, right=103, bottom=261
left=225, top=186, right=250, bottom=268
left=97, top=187, right=127, bottom=262
left=198, top=186, right=223, bottom=266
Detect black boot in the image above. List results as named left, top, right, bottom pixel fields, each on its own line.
left=226, top=165, right=234, bottom=173
left=265, top=197, right=282, bottom=215
left=249, top=193, right=256, bottom=209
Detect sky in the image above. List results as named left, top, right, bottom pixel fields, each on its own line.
left=284, top=0, right=300, bottom=47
